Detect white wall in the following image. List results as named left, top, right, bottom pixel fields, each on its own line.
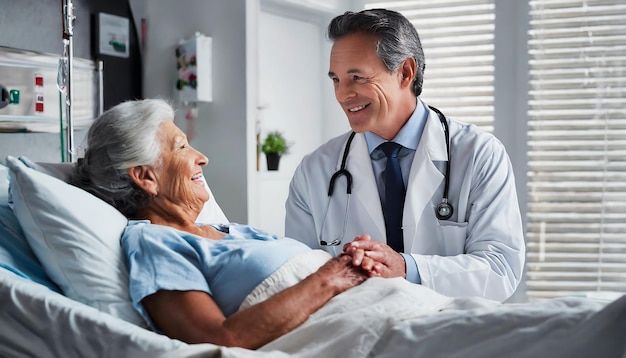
left=0, top=131, right=87, bottom=164
left=249, top=12, right=324, bottom=234
left=493, top=0, right=530, bottom=303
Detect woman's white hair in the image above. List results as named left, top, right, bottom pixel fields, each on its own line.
left=71, top=98, right=175, bottom=217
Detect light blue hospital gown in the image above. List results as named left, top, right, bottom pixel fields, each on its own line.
left=121, top=220, right=310, bottom=328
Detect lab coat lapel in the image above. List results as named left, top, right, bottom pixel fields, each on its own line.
left=343, top=133, right=387, bottom=239
left=404, top=110, right=447, bottom=250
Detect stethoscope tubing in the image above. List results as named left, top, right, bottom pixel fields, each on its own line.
left=319, top=132, right=355, bottom=246
left=428, top=106, right=451, bottom=202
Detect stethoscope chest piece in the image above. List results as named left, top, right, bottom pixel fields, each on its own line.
left=436, top=199, right=453, bottom=220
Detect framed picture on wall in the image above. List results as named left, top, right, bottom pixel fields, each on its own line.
left=95, top=13, right=129, bottom=58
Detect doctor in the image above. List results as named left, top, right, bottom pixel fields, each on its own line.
left=285, top=8, right=525, bottom=302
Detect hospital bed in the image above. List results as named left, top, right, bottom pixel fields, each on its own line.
left=1, top=155, right=625, bottom=358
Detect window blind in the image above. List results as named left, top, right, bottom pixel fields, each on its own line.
left=527, top=0, right=626, bottom=299
left=364, top=0, right=495, bottom=132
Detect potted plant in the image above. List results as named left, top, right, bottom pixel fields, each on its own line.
left=261, top=131, right=290, bottom=170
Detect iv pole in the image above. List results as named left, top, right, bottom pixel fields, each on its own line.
left=61, top=0, right=75, bottom=162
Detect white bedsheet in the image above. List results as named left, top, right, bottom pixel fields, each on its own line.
left=165, top=277, right=626, bottom=358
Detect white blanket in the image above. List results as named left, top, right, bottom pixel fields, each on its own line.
left=163, top=255, right=626, bottom=358
left=258, top=278, right=625, bottom=357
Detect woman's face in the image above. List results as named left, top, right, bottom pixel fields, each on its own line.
left=154, top=121, right=209, bottom=210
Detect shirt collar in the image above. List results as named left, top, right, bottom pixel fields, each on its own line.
left=365, top=98, right=427, bottom=154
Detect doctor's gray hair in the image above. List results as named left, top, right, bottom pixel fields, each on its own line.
left=70, top=98, right=175, bottom=217
left=327, top=8, right=426, bottom=97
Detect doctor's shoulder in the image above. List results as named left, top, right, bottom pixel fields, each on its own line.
left=448, top=119, right=513, bottom=178
left=297, top=131, right=353, bottom=172
left=448, top=119, right=508, bottom=154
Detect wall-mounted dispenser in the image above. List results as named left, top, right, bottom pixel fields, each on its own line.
left=175, top=33, right=212, bottom=103
left=173, top=33, right=212, bottom=141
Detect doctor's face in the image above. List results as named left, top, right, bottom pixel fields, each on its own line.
left=154, top=121, right=210, bottom=210
left=328, top=32, right=407, bottom=139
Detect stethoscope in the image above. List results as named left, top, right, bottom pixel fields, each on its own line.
left=319, top=105, right=453, bottom=246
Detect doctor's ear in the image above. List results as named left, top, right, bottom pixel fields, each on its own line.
left=128, top=166, right=159, bottom=196
left=399, top=58, right=416, bottom=86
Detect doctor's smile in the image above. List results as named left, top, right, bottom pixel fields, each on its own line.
left=348, top=103, right=368, bottom=112
left=344, top=102, right=372, bottom=125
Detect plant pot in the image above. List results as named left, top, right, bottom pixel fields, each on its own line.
left=266, top=153, right=281, bottom=171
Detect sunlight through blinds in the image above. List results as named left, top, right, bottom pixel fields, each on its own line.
left=526, top=0, right=626, bottom=300
left=364, top=0, right=495, bottom=132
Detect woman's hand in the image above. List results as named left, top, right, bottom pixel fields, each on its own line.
left=343, top=234, right=406, bottom=278
left=313, top=254, right=369, bottom=294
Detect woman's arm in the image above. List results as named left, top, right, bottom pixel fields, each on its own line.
left=142, top=254, right=366, bottom=349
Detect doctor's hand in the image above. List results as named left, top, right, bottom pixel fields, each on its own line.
left=342, top=234, right=406, bottom=279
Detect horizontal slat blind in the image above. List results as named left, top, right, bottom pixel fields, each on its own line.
left=365, top=0, right=495, bottom=132
left=527, top=0, right=626, bottom=300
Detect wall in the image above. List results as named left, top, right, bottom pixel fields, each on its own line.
left=251, top=11, right=324, bottom=234
left=0, top=0, right=141, bottom=163
left=493, top=0, right=530, bottom=303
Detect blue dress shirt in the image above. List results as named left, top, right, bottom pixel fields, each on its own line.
left=364, top=98, right=428, bottom=284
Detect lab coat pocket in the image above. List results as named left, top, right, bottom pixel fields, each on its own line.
left=438, top=221, right=468, bottom=255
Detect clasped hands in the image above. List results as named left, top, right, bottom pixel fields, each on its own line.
left=341, top=234, right=406, bottom=279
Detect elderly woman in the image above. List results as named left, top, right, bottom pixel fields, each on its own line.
left=70, top=98, right=370, bottom=349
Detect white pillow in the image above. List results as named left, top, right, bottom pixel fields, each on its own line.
left=6, top=156, right=146, bottom=326
left=196, top=179, right=229, bottom=224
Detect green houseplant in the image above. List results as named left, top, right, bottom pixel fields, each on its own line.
left=261, top=131, right=290, bottom=170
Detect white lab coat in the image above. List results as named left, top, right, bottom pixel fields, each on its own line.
left=285, top=107, right=525, bottom=302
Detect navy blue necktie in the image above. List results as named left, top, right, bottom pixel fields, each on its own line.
left=379, top=142, right=405, bottom=252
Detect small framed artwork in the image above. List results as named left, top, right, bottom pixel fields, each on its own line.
left=96, top=13, right=129, bottom=58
